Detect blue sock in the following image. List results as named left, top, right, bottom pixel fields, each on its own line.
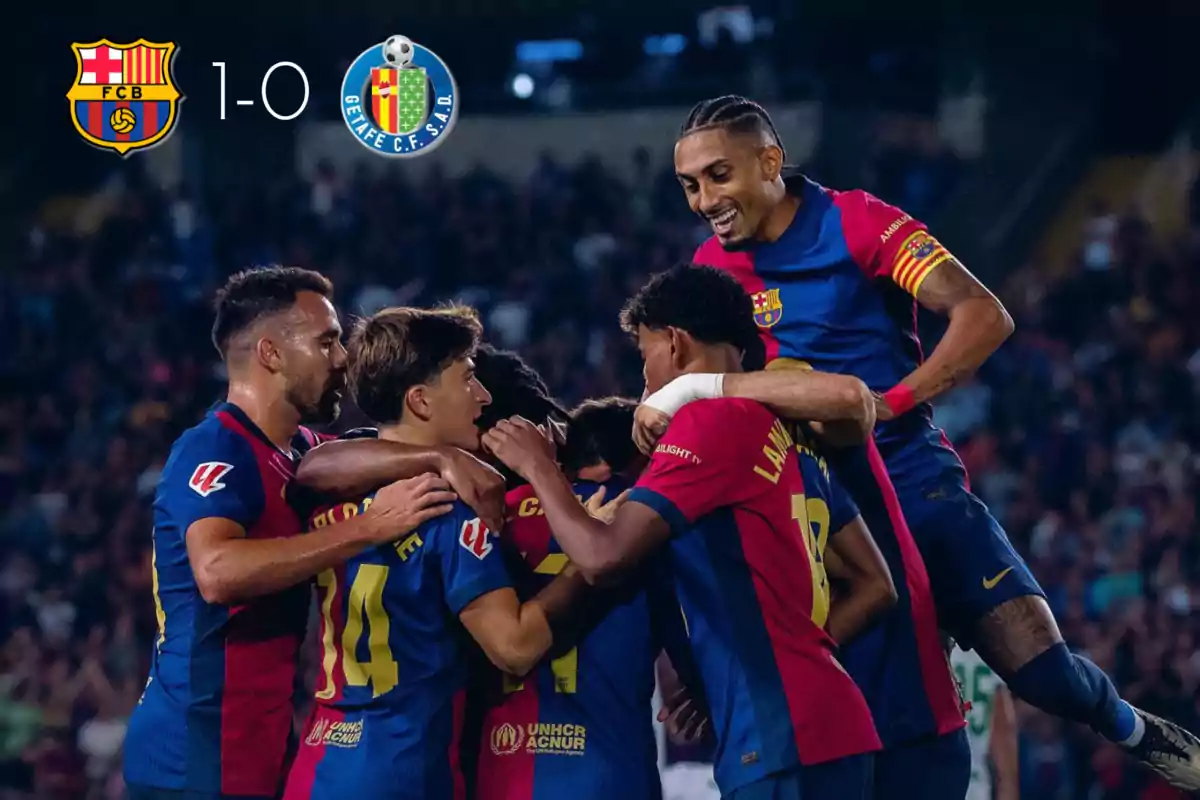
left=1005, top=643, right=1137, bottom=743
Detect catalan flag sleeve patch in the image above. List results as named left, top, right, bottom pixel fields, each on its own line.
left=888, top=231, right=953, bottom=296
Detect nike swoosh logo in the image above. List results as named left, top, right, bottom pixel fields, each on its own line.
left=982, top=567, right=1013, bottom=590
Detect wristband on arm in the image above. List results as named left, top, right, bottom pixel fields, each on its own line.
left=642, top=374, right=725, bottom=417
left=881, top=384, right=916, bottom=417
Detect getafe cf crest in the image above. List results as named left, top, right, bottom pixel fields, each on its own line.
left=752, top=288, right=784, bottom=329
left=341, top=34, right=458, bottom=158
left=66, top=39, right=182, bottom=156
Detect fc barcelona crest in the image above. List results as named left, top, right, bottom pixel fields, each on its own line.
left=752, top=288, right=784, bottom=329
left=66, top=39, right=183, bottom=156
left=340, top=34, right=458, bottom=158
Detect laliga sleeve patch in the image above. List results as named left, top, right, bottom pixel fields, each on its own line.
left=459, top=517, right=494, bottom=559
left=189, top=462, right=233, bottom=497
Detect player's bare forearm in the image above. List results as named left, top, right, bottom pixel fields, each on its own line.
left=822, top=518, right=897, bottom=645
left=187, top=515, right=383, bottom=605
left=721, top=371, right=875, bottom=432
left=528, top=563, right=594, bottom=654
left=903, top=259, right=1014, bottom=406
left=296, top=439, right=442, bottom=497
left=526, top=461, right=669, bottom=582
left=298, top=440, right=506, bottom=532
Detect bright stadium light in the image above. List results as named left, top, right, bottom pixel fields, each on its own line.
left=511, top=73, right=535, bottom=99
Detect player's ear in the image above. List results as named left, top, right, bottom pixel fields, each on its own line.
left=255, top=336, right=285, bottom=374
left=666, top=327, right=691, bottom=371
left=405, top=384, right=435, bottom=422
left=758, top=143, right=783, bottom=182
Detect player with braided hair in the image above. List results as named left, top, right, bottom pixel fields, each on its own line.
left=636, top=93, right=1200, bottom=793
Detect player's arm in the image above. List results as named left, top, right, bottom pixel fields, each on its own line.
left=838, top=191, right=1013, bottom=418
left=990, top=685, right=1019, bottom=800
left=889, top=259, right=1013, bottom=418
left=458, top=574, right=589, bottom=676
left=821, top=516, right=896, bottom=645
left=483, top=417, right=674, bottom=583
left=637, top=370, right=874, bottom=454
left=820, top=466, right=895, bottom=644
left=438, top=508, right=590, bottom=676
left=188, top=474, right=455, bottom=605
left=532, top=467, right=671, bottom=584
left=295, top=436, right=506, bottom=532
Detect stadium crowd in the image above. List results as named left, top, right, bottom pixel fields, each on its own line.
left=0, top=140, right=1196, bottom=799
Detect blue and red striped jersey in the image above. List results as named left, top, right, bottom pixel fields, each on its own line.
left=627, top=398, right=881, bottom=796
left=475, top=480, right=680, bottom=800
left=285, top=492, right=512, bottom=800
left=693, top=176, right=967, bottom=492
left=694, top=180, right=967, bottom=745
left=124, top=402, right=321, bottom=797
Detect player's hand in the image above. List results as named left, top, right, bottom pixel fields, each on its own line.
left=481, top=416, right=557, bottom=482
left=364, top=473, right=458, bottom=542
left=633, top=405, right=671, bottom=456
left=872, top=392, right=894, bottom=423
left=437, top=447, right=506, bottom=534
left=658, top=687, right=710, bottom=744
left=583, top=485, right=631, bottom=524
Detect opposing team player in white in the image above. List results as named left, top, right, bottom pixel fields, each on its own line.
left=952, top=645, right=1020, bottom=800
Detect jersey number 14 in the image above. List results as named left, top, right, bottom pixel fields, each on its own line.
left=315, top=566, right=399, bottom=699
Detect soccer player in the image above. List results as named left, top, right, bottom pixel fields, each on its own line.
left=472, top=371, right=667, bottom=799
left=951, top=644, right=1018, bottom=800
left=482, top=265, right=895, bottom=800
left=652, top=93, right=1200, bottom=790
left=283, top=307, right=588, bottom=800
left=123, top=268, right=474, bottom=800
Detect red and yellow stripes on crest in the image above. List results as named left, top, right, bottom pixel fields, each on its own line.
left=123, top=46, right=165, bottom=84
left=371, top=67, right=400, bottom=135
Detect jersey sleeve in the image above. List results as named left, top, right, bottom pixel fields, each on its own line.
left=164, top=427, right=265, bottom=535
left=826, top=467, right=860, bottom=534
left=831, top=189, right=955, bottom=297
left=433, top=504, right=514, bottom=615
left=628, top=400, right=774, bottom=536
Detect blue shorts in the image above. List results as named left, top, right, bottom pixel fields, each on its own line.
left=902, top=479, right=1044, bottom=648
left=726, top=755, right=874, bottom=800
left=873, top=729, right=970, bottom=800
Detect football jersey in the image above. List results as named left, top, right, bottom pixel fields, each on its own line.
left=284, top=493, right=512, bottom=800
left=124, top=402, right=322, bottom=797
left=475, top=479, right=678, bottom=800
left=951, top=646, right=1006, bottom=800
left=693, top=175, right=968, bottom=494
left=694, top=180, right=968, bottom=744
left=627, top=398, right=880, bottom=796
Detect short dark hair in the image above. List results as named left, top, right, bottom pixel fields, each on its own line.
left=211, top=266, right=334, bottom=357
left=679, top=95, right=786, bottom=161
left=560, top=397, right=640, bottom=474
left=619, top=263, right=765, bottom=370
left=473, top=344, right=568, bottom=431
left=346, top=305, right=482, bottom=425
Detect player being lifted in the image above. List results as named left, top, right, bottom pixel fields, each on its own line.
left=123, top=268, right=476, bottom=800
left=641, top=94, right=1200, bottom=791
left=483, top=265, right=896, bottom=800
left=283, top=307, right=588, bottom=800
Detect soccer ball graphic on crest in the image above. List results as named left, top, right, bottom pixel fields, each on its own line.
left=383, top=35, right=415, bottom=68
